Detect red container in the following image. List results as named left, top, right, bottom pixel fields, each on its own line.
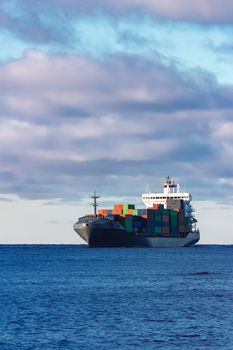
left=162, top=215, right=169, bottom=222
left=153, top=203, right=158, bottom=209
left=162, top=227, right=170, bottom=234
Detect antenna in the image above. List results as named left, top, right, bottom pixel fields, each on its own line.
left=91, top=191, right=100, bottom=216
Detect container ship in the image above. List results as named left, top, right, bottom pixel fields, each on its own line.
left=73, top=177, right=200, bottom=247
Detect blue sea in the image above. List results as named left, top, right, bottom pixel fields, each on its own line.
left=0, top=245, right=233, bottom=350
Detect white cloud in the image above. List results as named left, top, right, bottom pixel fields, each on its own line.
left=0, top=50, right=232, bottom=202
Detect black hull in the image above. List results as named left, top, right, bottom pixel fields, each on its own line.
left=73, top=222, right=200, bottom=248
left=88, top=228, right=150, bottom=247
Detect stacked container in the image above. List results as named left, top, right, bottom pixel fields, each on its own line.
left=113, top=204, right=124, bottom=215
left=124, top=215, right=133, bottom=233
left=123, top=204, right=135, bottom=215
left=147, top=209, right=155, bottom=234
left=96, top=202, right=191, bottom=237
left=170, top=210, right=178, bottom=235
left=154, top=210, right=162, bottom=234
left=137, top=209, right=147, bottom=216
left=98, top=209, right=109, bottom=215
left=162, top=209, right=170, bottom=235
left=178, top=209, right=189, bottom=234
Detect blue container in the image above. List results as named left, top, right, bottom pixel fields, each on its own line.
left=134, top=221, right=142, bottom=228
left=108, top=214, right=115, bottom=219
left=171, top=227, right=178, bottom=235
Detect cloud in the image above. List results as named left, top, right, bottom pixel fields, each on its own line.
left=0, top=50, right=233, bottom=201
left=3, top=0, right=233, bottom=24
left=111, top=0, right=233, bottom=23
left=0, top=196, right=14, bottom=202
left=2, top=2, right=233, bottom=87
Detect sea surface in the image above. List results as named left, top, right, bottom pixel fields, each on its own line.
left=0, top=245, right=233, bottom=350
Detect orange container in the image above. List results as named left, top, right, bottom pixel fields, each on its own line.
left=114, top=204, right=124, bottom=210
left=113, top=209, right=123, bottom=215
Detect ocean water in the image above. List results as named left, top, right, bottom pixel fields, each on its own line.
left=0, top=245, right=233, bottom=350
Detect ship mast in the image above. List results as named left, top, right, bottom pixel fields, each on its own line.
left=91, top=191, right=100, bottom=217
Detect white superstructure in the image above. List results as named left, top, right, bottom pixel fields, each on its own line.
left=142, top=177, right=198, bottom=234
left=142, top=176, right=190, bottom=207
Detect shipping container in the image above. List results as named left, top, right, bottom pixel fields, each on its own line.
left=123, top=204, right=135, bottom=210
left=154, top=209, right=162, bottom=215
left=162, top=209, right=170, bottom=215
left=114, top=204, right=124, bottom=211
left=170, top=219, right=178, bottom=227
left=137, top=209, right=147, bottom=216
left=162, top=227, right=170, bottom=235
left=154, top=216, right=162, bottom=225
left=170, top=211, right=178, bottom=226
left=125, top=215, right=133, bottom=233
left=147, top=209, right=155, bottom=234
left=154, top=226, right=162, bottom=234
left=108, top=214, right=115, bottom=219
left=162, top=215, right=169, bottom=222
left=171, top=227, right=178, bottom=235
left=113, top=208, right=123, bottom=215
left=134, top=220, right=142, bottom=229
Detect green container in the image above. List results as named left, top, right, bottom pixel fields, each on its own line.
left=162, top=209, right=171, bottom=215
left=171, top=216, right=178, bottom=223
left=155, top=227, right=162, bottom=234
left=170, top=210, right=178, bottom=217
left=123, top=207, right=137, bottom=215
left=125, top=215, right=133, bottom=232
left=123, top=204, right=135, bottom=210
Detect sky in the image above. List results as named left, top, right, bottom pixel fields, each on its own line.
left=1, top=0, right=233, bottom=244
